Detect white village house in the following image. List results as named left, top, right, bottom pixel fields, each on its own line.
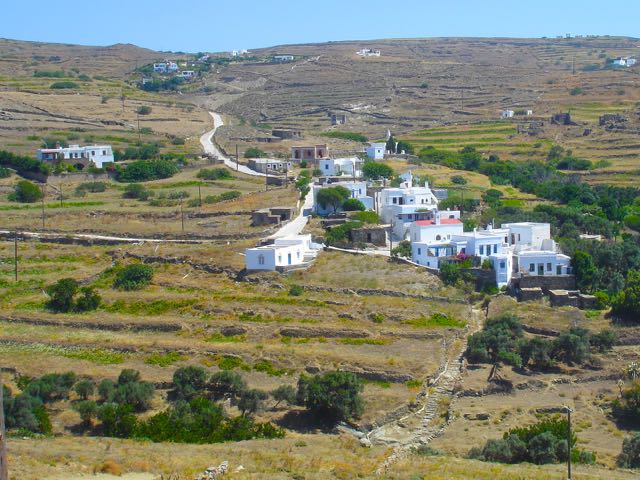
left=245, top=235, right=321, bottom=272
left=613, top=56, right=637, bottom=67
left=153, top=61, right=178, bottom=73
left=318, top=157, right=363, bottom=178
left=378, top=172, right=444, bottom=239
left=366, top=143, right=386, bottom=160
left=246, top=158, right=292, bottom=174
left=37, top=144, right=114, bottom=169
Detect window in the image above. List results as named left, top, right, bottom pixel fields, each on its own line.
left=325, top=164, right=329, bottom=169
left=297, top=251, right=301, bottom=258
left=546, top=263, right=552, bottom=271
left=278, top=255, right=282, bottom=263
left=493, top=244, right=498, bottom=254
left=392, top=198, right=397, bottom=204
left=258, top=255, right=265, bottom=265
left=479, top=245, right=484, bottom=255
left=529, top=263, right=535, bottom=272
left=500, top=261, right=505, bottom=269
left=417, top=248, right=421, bottom=255
left=436, top=235, right=442, bottom=241
left=518, top=234, right=521, bottom=241
left=91, top=151, right=95, bottom=156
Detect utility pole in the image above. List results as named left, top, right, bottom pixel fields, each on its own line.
left=389, top=218, right=394, bottom=256
left=180, top=202, right=185, bottom=233
left=137, top=111, right=141, bottom=143
left=565, top=406, right=573, bottom=480
left=14, top=231, right=18, bottom=282
left=572, top=56, right=575, bottom=75
left=0, top=370, right=8, bottom=480
left=59, top=182, right=63, bottom=206
left=198, top=185, right=202, bottom=207
left=41, top=184, right=46, bottom=230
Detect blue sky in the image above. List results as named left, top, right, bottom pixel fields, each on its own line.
left=4, top=0, right=639, bottom=52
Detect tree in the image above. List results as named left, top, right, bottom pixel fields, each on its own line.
left=173, top=366, right=208, bottom=400
left=98, top=379, right=116, bottom=401
left=74, top=400, right=98, bottom=426
left=74, top=379, right=95, bottom=400
left=97, top=403, right=138, bottom=438
left=45, top=278, right=79, bottom=313
left=316, top=186, right=350, bottom=214
left=342, top=198, right=365, bottom=211
left=10, top=180, right=43, bottom=203
left=362, top=161, right=394, bottom=180
left=209, top=371, right=247, bottom=400
left=74, top=286, right=101, bottom=312
left=618, top=433, right=640, bottom=468
left=113, top=264, right=154, bottom=290
left=611, top=270, right=640, bottom=323
left=136, top=106, right=152, bottom=115
left=439, top=262, right=462, bottom=286
left=519, top=337, right=555, bottom=370
left=244, top=147, right=266, bottom=158
left=237, top=389, right=268, bottom=416
left=271, top=385, right=297, bottom=408
left=296, top=371, right=364, bottom=424
left=612, top=381, right=640, bottom=427
left=572, top=250, right=597, bottom=292
left=552, top=328, right=590, bottom=365
left=391, top=240, right=411, bottom=258
left=122, top=183, right=153, bottom=200
left=451, top=175, right=467, bottom=185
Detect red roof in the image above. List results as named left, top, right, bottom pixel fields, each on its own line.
left=415, top=218, right=462, bottom=226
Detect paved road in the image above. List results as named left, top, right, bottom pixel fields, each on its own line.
left=201, top=111, right=315, bottom=239
left=200, top=112, right=269, bottom=177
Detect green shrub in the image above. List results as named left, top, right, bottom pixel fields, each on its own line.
left=271, top=385, right=297, bottom=408
left=0, top=167, right=10, bottom=178
left=117, top=159, right=178, bottom=182
left=172, top=366, right=208, bottom=400
left=2, top=386, right=52, bottom=434
left=451, top=175, right=467, bottom=185
left=25, top=372, right=77, bottom=403
left=362, top=161, right=394, bottom=180
left=618, top=433, right=640, bottom=468
left=197, top=168, right=232, bottom=180
left=113, top=264, right=154, bottom=291
left=391, top=240, right=411, bottom=258
left=9, top=180, right=43, bottom=203
left=569, top=87, right=584, bottom=96
left=74, top=400, right=98, bottom=425
left=33, top=70, right=67, bottom=78
left=74, top=287, right=102, bottom=312
left=319, top=131, right=368, bottom=143
left=244, top=147, right=267, bottom=158
left=342, top=198, right=365, bottom=211
left=50, top=81, right=79, bottom=89
left=289, top=284, right=304, bottom=296
left=136, top=106, right=152, bottom=115
left=122, top=183, right=154, bottom=200
left=98, top=403, right=138, bottom=438
left=351, top=211, right=380, bottom=224
left=209, top=371, right=247, bottom=399
left=0, top=150, right=50, bottom=175
left=74, top=379, right=95, bottom=400
left=45, top=278, right=79, bottom=313
left=144, top=352, right=186, bottom=367
left=296, top=371, right=364, bottom=424
left=612, top=381, right=640, bottom=427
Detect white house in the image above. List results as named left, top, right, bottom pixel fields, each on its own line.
left=379, top=173, right=443, bottom=239
left=273, top=55, right=294, bottom=62
left=153, top=62, right=178, bottom=73
left=366, top=143, right=386, bottom=160
left=247, top=158, right=292, bottom=174
left=245, top=235, right=321, bottom=271
left=515, top=250, right=571, bottom=277
left=318, top=157, right=363, bottom=178
left=451, top=225, right=508, bottom=259
left=37, top=144, right=114, bottom=169
left=613, top=57, right=637, bottom=67
left=313, top=181, right=373, bottom=215
left=501, top=110, right=515, bottom=119
left=410, top=216, right=464, bottom=268
left=357, top=49, right=381, bottom=57
left=501, top=222, right=551, bottom=250
left=180, top=70, right=196, bottom=79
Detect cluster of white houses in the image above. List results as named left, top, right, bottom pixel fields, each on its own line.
left=245, top=169, right=571, bottom=288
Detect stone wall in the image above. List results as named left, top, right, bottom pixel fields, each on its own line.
left=515, top=275, right=576, bottom=291
left=350, top=227, right=387, bottom=246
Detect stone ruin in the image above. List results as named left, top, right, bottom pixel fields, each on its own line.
left=195, top=461, right=229, bottom=479
left=550, top=112, right=576, bottom=126
left=599, top=113, right=628, bottom=129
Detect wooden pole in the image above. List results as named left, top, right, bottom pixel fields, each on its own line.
left=59, top=183, right=63, bottom=206
left=567, top=407, right=572, bottom=480
left=198, top=185, right=202, bottom=207
left=13, top=232, right=18, bottom=282
left=41, top=184, right=45, bottom=230
left=0, top=370, right=8, bottom=480
left=180, top=203, right=185, bottom=234
left=235, top=145, right=239, bottom=172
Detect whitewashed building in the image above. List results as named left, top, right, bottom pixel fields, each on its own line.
left=502, top=222, right=551, bottom=249
left=180, top=70, right=196, bottom=79
left=515, top=250, right=571, bottom=277
left=613, top=57, right=637, bottom=67
left=245, top=235, right=321, bottom=271
left=379, top=173, right=444, bottom=239
left=313, top=181, right=373, bottom=215
left=37, top=144, right=114, bottom=169
left=247, top=158, right=292, bottom=174
left=356, top=49, right=381, bottom=57
left=318, top=157, right=363, bottom=177
left=366, top=143, right=386, bottom=160
left=410, top=216, right=464, bottom=269
left=501, top=110, right=515, bottom=119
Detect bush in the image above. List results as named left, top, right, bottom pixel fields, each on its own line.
left=50, top=81, right=79, bottom=89
left=612, top=381, right=640, bottom=427
left=197, top=168, right=232, bottom=180
left=466, top=314, right=523, bottom=366
left=74, top=400, right=98, bottom=425
left=74, top=379, right=95, bottom=400
left=113, top=264, right=154, bottom=291
left=244, top=147, right=266, bottom=158
left=342, top=198, right=366, bottom=211
left=296, top=371, right=364, bottom=424
left=209, top=371, right=247, bottom=400
left=611, top=270, right=640, bottom=323
left=75, top=181, right=107, bottom=194
left=391, top=240, right=411, bottom=258
left=0, top=167, right=10, bottom=178
left=74, top=286, right=102, bottom=312
left=45, top=278, right=79, bottom=313
left=440, top=262, right=462, bottom=286
left=451, top=175, right=467, bottom=185
left=122, top=184, right=154, bottom=201
left=319, top=131, right=368, bottom=143
left=289, top=284, right=304, bottom=296
left=34, top=70, right=67, bottom=78
left=362, top=161, right=394, bottom=180
left=618, top=433, right=640, bottom=468
left=325, top=221, right=360, bottom=246
left=237, top=389, right=268, bottom=416
left=9, top=180, right=43, bottom=203
left=117, top=159, right=179, bottom=182
left=569, top=87, right=584, bottom=96
left=25, top=372, right=77, bottom=403
left=271, top=384, right=297, bottom=408
left=173, top=366, right=208, bottom=401
left=98, top=379, right=116, bottom=401
left=2, top=387, right=51, bottom=434
left=0, top=150, right=50, bottom=176
left=351, top=211, right=380, bottom=224
left=136, top=106, right=152, bottom=115
left=98, top=403, right=138, bottom=438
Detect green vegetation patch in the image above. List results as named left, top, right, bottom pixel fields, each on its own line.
left=144, top=352, right=187, bottom=367
left=403, top=313, right=465, bottom=329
